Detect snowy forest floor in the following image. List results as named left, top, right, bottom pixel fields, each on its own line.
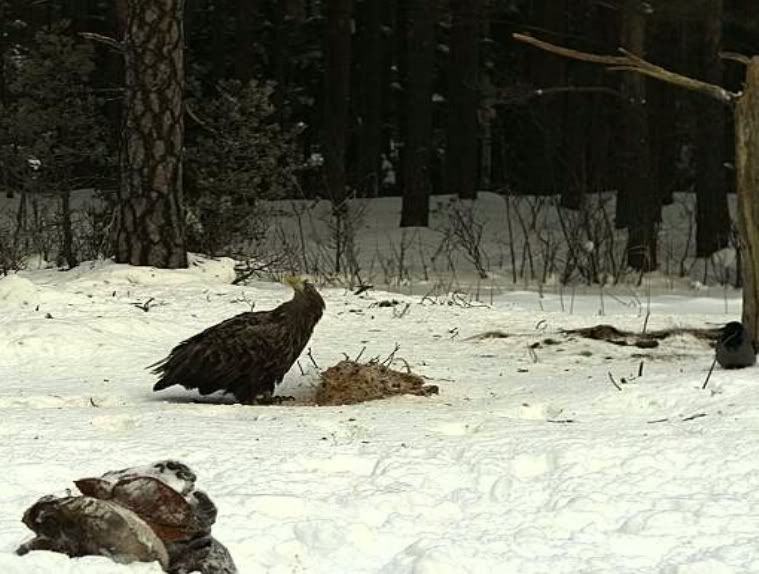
left=1, top=256, right=758, bottom=573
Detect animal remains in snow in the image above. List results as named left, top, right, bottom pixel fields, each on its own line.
left=152, top=276, right=324, bottom=404
left=17, top=459, right=237, bottom=574
left=316, top=359, right=438, bottom=405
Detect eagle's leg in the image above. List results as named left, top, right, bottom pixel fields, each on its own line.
left=245, top=391, right=295, bottom=405
left=236, top=389, right=275, bottom=406
left=270, top=395, right=296, bottom=404
left=233, top=386, right=263, bottom=405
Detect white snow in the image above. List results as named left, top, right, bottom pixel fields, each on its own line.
left=1, top=256, right=758, bottom=573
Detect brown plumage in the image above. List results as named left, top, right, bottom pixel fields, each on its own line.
left=151, top=276, right=324, bottom=404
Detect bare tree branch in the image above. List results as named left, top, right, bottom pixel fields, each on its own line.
left=495, top=84, right=622, bottom=105
left=79, top=32, right=124, bottom=53
left=721, top=51, right=752, bottom=66
left=512, top=33, right=739, bottom=106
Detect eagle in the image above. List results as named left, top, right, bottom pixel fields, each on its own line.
left=151, top=276, right=325, bottom=404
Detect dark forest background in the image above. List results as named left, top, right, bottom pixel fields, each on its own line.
left=0, top=0, right=757, bottom=276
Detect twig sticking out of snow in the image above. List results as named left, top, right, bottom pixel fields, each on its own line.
left=702, top=355, right=718, bottom=390
left=607, top=371, right=622, bottom=392
left=306, top=347, right=320, bottom=369
left=131, top=298, right=156, bottom=312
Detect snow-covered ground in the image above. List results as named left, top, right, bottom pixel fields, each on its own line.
left=1, top=256, right=757, bottom=573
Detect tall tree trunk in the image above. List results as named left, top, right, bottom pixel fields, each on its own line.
left=114, top=0, right=187, bottom=268
left=356, top=0, right=383, bottom=197
left=695, top=0, right=731, bottom=257
left=561, top=0, right=593, bottom=209
left=737, top=60, right=759, bottom=341
left=478, top=0, right=493, bottom=191
left=271, top=1, right=289, bottom=117
left=115, top=0, right=128, bottom=31
left=59, top=191, right=76, bottom=269
left=445, top=0, right=481, bottom=200
left=234, top=0, right=257, bottom=83
left=647, top=16, right=676, bottom=207
left=400, top=0, right=436, bottom=227
left=619, top=0, right=657, bottom=271
left=209, top=0, right=227, bottom=83
left=531, top=0, right=567, bottom=197
left=322, top=0, right=352, bottom=204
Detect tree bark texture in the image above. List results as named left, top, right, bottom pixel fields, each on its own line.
left=737, top=60, right=759, bottom=342
left=400, top=0, right=436, bottom=227
left=695, top=0, right=731, bottom=257
left=445, top=0, right=481, bottom=200
left=114, top=0, right=187, bottom=268
left=618, top=0, right=658, bottom=271
left=322, top=0, right=352, bottom=204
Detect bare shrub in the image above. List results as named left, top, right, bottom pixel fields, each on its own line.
left=320, top=198, right=367, bottom=287
left=436, top=199, right=489, bottom=279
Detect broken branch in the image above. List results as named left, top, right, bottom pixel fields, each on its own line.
left=512, top=33, right=739, bottom=106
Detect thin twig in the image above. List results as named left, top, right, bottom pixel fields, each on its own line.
left=131, top=297, right=155, bottom=312
left=79, top=32, right=123, bottom=52
left=702, top=355, right=718, bottom=390
left=607, top=371, right=622, bottom=391
left=682, top=412, right=707, bottom=422
left=382, top=343, right=401, bottom=366
left=306, top=348, right=320, bottom=369
left=642, top=310, right=651, bottom=334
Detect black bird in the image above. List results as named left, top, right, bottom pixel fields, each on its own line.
left=151, top=276, right=325, bottom=404
left=716, top=321, right=756, bottom=369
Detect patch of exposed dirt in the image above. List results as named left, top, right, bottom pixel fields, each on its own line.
left=562, top=324, right=720, bottom=349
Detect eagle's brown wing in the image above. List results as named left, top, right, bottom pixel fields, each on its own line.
left=151, top=309, right=290, bottom=400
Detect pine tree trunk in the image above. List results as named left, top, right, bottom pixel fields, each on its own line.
left=209, top=0, right=227, bottom=83
left=272, top=1, right=294, bottom=119
left=647, top=16, right=678, bottom=207
left=322, top=0, right=352, bottom=204
left=234, top=0, right=258, bottom=83
left=60, top=190, right=76, bottom=269
left=530, top=0, right=567, bottom=197
left=400, top=0, right=436, bottom=227
left=561, top=0, right=593, bottom=210
left=737, top=59, right=759, bottom=341
left=445, top=0, right=481, bottom=200
left=619, top=0, right=657, bottom=271
left=356, top=0, right=383, bottom=197
left=478, top=0, right=493, bottom=191
left=695, top=0, right=731, bottom=257
left=114, top=0, right=187, bottom=268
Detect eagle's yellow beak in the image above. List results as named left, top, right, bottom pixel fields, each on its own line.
left=283, top=275, right=307, bottom=292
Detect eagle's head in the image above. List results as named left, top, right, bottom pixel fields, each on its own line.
left=283, top=275, right=312, bottom=293
left=283, top=275, right=325, bottom=318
